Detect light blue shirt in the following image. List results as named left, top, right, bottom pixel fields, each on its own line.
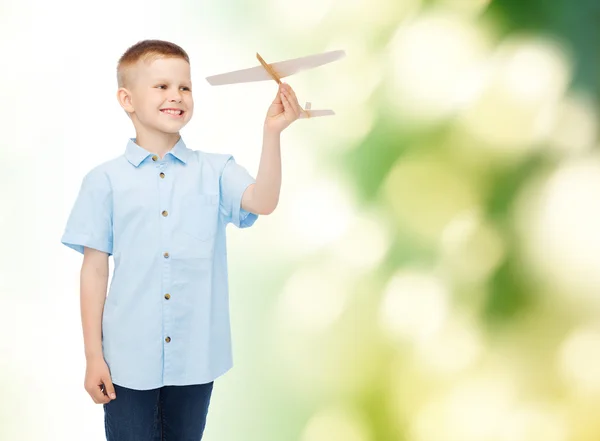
left=61, top=137, right=258, bottom=390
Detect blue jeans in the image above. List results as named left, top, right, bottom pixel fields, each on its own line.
left=103, top=382, right=214, bottom=441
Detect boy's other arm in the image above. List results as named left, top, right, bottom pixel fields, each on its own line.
left=80, top=247, right=109, bottom=361
left=81, top=246, right=117, bottom=403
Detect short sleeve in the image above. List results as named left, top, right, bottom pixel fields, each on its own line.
left=219, top=156, right=258, bottom=228
left=61, top=168, right=113, bottom=255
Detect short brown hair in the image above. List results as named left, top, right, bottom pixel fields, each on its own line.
left=117, top=39, right=190, bottom=88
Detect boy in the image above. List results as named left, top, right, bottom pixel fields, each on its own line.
left=61, top=39, right=302, bottom=440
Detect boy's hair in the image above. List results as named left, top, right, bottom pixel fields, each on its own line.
left=117, top=39, right=190, bottom=89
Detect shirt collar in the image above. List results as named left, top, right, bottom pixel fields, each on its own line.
left=125, top=137, right=191, bottom=167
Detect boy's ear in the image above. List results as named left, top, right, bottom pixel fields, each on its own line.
left=117, top=88, right=134, bottom=114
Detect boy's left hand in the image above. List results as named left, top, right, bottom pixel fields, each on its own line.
left=264, top=82, right=303, bottom=134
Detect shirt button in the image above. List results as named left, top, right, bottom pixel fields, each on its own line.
left=152, top=155, right=158, bottom=161
left=164, top=293, right=171, bottom=300
left=163, top=252, right=169, bottom=258
left=162, top=210, right=168, bottom=217
left=165, top=336, right=171, bottom=343
left=160, top=172, right=165, bottom=179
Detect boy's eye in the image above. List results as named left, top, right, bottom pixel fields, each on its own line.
left=157, top=85, right=191, bottom=91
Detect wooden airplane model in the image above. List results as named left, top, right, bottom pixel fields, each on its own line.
left=205, top=50, right=346, bottom=118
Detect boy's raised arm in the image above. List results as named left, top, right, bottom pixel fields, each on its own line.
left=241, top=83, right=302, bottom=215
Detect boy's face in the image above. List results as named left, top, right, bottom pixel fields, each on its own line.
left=120, top=57, right=194, bottom=134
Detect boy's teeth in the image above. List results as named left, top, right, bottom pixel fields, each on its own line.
left=162, top=110, right=182, bottom=115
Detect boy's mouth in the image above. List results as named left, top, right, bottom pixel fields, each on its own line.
left=160, top=108, right=185, bottom=118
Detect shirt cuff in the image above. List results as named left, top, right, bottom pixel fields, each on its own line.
left=61, top=231, right=113, bottom=255
left=232, top=181, right=259, bottom=228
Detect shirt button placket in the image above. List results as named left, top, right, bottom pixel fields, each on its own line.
left=158, top=158, right=173, bottom=383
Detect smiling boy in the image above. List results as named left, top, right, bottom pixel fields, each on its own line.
left=61, top=39, right=302, bottom=440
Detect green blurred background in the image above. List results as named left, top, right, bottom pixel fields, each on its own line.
left=2, top=0, right=600, bottom=440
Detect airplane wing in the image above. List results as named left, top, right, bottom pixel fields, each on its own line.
left=269, top=50, right=346, bottom=78
left=298, top=102, right=335, bottom=118
left=300, top=109, right=335, bottom=118
left=205, top=65, right=272, bottom=85
left=206, top=50, right=346, bottom=86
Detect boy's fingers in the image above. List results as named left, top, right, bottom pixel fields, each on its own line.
left=103, top=377, right=117, bottom=400
left=281, top=91, right=291, bottom=112
left=281, top=89, right=299, bottom=118
left=272, top=85, right=282, bottom=104
left=281, top=84, right=301, bottom=116
left=91, top=384, right=108, bottom=404
left=286, top=84, right=299, bottom=103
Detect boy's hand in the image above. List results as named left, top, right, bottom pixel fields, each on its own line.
left=85, top=356, right=116, bottom=404
left=264, top=82, right=302, bottom=134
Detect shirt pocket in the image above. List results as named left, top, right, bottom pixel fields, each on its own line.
left=181, top=193, right=219, bottom=241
